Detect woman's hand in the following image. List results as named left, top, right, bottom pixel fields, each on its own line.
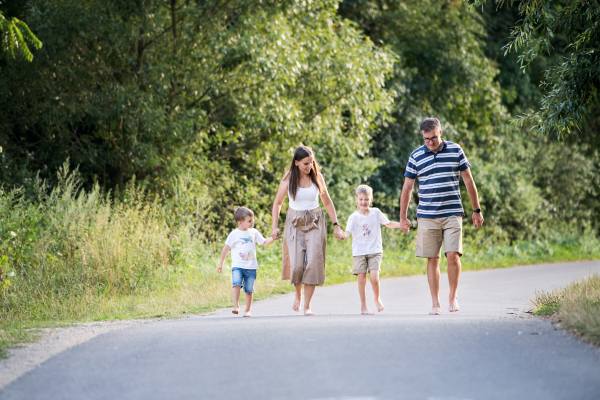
left=272, top=227, right=281, bottom=240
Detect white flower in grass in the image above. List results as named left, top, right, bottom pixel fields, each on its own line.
left=10, top=231, right=16, bottom=237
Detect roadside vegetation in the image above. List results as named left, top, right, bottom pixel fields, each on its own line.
left=531, top=274, right=600, bottom=345
left=1, top=0, right=599, bottom=358
left=1, top=166, right=599, bottom=358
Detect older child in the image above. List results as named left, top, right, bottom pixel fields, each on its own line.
left=342, top=185, right=402, bottom=314
left=218, top=207, right=276, bottom=317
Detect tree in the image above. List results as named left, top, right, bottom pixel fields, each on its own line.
left=0, top=9, right=41, bottom=61
left=470, top=0, right=600, bottom=137
left=0, top=0, right=395, bottom=234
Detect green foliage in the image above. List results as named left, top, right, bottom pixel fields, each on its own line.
left=470, top=0, right=600, bottom=137
left=0, top=9, right=42, bottom=61
left=0, top=0, right=393, bottom=229
left=531, top=273, right=600, bottom=344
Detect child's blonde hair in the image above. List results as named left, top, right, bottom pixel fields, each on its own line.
left=355, top=184, right=373, bottom=198
left=234, top=207, right=254, bottom=222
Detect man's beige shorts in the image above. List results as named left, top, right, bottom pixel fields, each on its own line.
left=353, top=253, right=383, bottom=275
left=416, top=216, right=463, bottom=258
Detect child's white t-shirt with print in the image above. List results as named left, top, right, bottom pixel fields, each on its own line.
left=345, top=208, right=390, bottom=256
left=225, top=228, right=266, bottom=270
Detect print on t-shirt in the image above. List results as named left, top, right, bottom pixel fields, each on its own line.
left=239, top=251, right=255, bottom=261
left=362, top=224, right=372, bottom=238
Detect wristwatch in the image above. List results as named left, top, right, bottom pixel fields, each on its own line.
left=333, top=222, right=340, bottom=227
left=473, top=208, right=481, bottom=213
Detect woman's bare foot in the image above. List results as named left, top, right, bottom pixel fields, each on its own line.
left=232, top=308, right=239, bottom=314
left=304, top=309, right=314, bottom=316
left=243, top=311, right=251, bottom=317
left=375, top=298, right=385, bottom=312
left=361, top=308, right=374, bottom=315
left=292, top=296, right=301, bottom=312
left=429, top=306, right=442, bottom=315
left=449, top=298, right=460, bottom=312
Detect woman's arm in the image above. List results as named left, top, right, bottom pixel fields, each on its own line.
left=271, top=173, right=290, bottom=239
left=318, top=174, right=344, bottom=239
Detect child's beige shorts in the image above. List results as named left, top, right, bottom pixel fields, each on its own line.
left=416, top=216, right=463, bottom=258
left=352, top=253, right=383, bottom=275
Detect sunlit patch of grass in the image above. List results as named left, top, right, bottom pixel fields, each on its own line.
left=531, top=273, right=600, bottom=344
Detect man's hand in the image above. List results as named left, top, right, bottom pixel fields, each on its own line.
left=400, top=218, right=412, bottom=233
left=334, top=225, right=344, bottom=240
left=472, top=212, right=484, bottom=229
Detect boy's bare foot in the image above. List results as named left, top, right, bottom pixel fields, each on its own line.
left=375, top=298, right=385, bottom=312
left=232, top=308, right=239, bottom=314
left=292, top=296, right=301, bottom=312
left=304, top=309, right=314, bottom=316
left=243, top=311, right=251, bottom=317
left=449, top=298, right=460, bottom=312
left=361, top=308, right=374, bottom=315
left=429, top=306, right=442, bottom=315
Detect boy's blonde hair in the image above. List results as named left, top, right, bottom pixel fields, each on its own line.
left=355, top=184, right=373, bottom=198
left=234, top=207, right=254, bottom=222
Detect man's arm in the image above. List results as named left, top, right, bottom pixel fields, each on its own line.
left=460, top=168, right=484, bottom=229
left=399, top=178, right=415, bottom=233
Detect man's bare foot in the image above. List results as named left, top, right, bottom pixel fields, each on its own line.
left=304, top=309, right=314, bottom=316
left=232, top=308, right=239, bottom=314
left=375, top=298, right=385, bottom=312
left=361, top=308, right=374, bottom=315
left=429, top=306, right=442, bottom=315
left=449, top=298, right=459, bottom=312
left=292, top=296, right=301, bottom=312
left=243, top=311, right=251, bottom=317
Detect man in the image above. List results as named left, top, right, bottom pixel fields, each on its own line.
left=400, top=118, right=484, bottom=315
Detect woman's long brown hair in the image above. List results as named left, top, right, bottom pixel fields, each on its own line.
left=287, top=146, right=324, bottom=201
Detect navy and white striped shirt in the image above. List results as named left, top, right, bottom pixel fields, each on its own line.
left=404, top=140, right=471, bottom=219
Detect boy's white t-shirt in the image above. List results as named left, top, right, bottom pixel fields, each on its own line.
left=225, top=228, right=266, bottom=270
left=345, top=208, right=390, bottom=256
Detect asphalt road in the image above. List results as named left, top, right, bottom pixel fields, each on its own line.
left=2, top=260, right=600, bottom=400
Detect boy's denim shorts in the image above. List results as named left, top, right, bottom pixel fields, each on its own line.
left=232, top=268, right=257, bottom=294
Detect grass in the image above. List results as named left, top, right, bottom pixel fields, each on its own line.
left=531, top=273, right=600, bottom=344
left=1, top=166, right=600, bottom=358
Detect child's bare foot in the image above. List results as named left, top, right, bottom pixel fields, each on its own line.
left=304, top=309, right=314, bottom=316
left=429, top=306, right=442, bottom=315
left=361, top=308, right=374, bottom=315
left=232, top=308, right=239, bottom=314
left=292, top=296, right=301, bottom=312
left=375, top=298, right=385, bottom=312
left=449, top=298, right=459, bottom=312
left=243, top=311, right=251, bottom=317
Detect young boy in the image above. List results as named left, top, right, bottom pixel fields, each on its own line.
left=218, top=207, right=276, bottom=317
left=342, top=185, right=402, bottom=315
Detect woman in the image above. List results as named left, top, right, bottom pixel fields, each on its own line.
left=271, top=146, right=344, bottom=315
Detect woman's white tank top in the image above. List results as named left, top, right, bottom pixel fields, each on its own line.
left=288, top=183, right=320, bottom=211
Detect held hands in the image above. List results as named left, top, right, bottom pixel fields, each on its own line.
left=472, top=212, right=484, bottom=229
left=334, top=225, right=345, bottom=240
left=400, top=218, right=412, bottom=233
left=271, top=228, right=281, bottom=240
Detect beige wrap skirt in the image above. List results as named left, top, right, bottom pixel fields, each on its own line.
left=281, top=207, right=327, bottom=286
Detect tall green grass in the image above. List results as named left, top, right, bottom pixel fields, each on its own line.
left=531, top=273, right=600, bottom=344
left=1, top=165, right=599, bottom=358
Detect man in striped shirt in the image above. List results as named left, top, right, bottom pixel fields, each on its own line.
left=400, top=118, right=484, bottom=315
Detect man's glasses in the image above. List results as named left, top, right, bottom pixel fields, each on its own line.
left=423, top=136, right=439, bottom=143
